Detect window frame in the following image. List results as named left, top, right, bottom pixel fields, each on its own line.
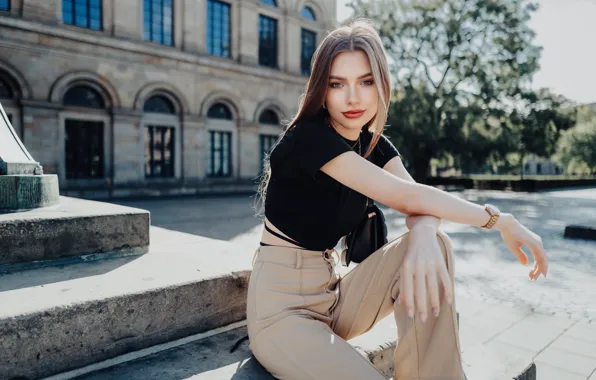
left=207, top=0, right=232, bottom=58
left=258, top=14, right=279, bottom=69
left=259, top=133, right=278, bottom=171
left=143, top=0, right=174, bottom=46
left=142, top=97, right=182, bottom=181
left=0, top=0, right=10, bottom=12
left=62, top=0, right=103, bottom=31
left=259, top=0, right=277, bottom=7
left=300, top=28, right=316, bottom=76
left=301, top=6, right=316, bottom=21
left=59, top=111, right=111, bottom=186
left=207, top=130, right=233, bottom=178
left=144, top=124, right=176, bottom=179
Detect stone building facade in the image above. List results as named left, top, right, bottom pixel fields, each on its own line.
left=0, top=0, right=336, bottom=198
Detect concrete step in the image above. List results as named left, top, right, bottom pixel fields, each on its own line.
left=0, top=196, right=150, bottom=267
left=43, top=321, right=397, bottom=380
left=45, top=314, right=536, bottom=380
left=0, top=227, right=254, bottom=380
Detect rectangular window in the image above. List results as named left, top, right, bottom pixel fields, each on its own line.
left=207, top=131, right=232, bottom=177
left=65, top=119, right=105, bottom=179
left=301, top=29, right=316, bottom=76
left=258, top=15, right=278, bottom=68
left=0, top=0, right=9, bottom=11
left=144, top=0, right=173, bottom=46
left=144, top=125, right=175, bottom=178
left=207, top=0, right=231, bottom=58
left=62, top=0, right=102, bottom=31
left=259, top=134, right=277, bottom=171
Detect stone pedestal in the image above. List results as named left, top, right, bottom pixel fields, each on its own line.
left=0, top=175, right=59, bottom=212
left=0, top=102, right=59, bottom=211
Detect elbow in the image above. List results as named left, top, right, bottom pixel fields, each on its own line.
left=401, top=182, right=423, bottom=215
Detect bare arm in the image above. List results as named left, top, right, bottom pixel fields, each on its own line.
left=383, top=156, right=441, bottom=231
left=321, top=151, right=500, bottom=229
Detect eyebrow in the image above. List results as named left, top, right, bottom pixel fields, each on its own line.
left=328, top=72, right=373, bottom=81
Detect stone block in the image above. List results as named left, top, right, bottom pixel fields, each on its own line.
left=0, top=227, right=253, bottom=379
left=0, top=196, right=149, bottom=265
left=0, top=174, right=59, bottom=211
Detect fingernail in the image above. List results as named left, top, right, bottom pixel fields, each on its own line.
left=433, top=307, right=439, bottom=317
left=397, top=297, right=401, bottom=305
left=447, top=297, right=453, bottom=305
left=420, top=312, right=427, bottom=323
left=408, top=309, right=414, bottom=319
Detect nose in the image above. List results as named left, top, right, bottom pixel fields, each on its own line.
left=346, top=84, right=360, bottom=105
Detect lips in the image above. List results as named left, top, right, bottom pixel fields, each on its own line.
left=342, top=110, right=365, bottom=119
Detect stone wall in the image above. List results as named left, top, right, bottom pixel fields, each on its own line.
left=0, top=0, right=336, bottom=196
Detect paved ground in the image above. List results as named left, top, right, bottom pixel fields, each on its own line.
left=114, top=188, right=596, bottom=323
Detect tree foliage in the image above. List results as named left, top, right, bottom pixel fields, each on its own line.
left=348, top=0, right=544, bottom=181
left=555, top=105, right=596, bottom=174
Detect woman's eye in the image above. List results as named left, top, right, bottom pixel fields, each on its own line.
left=329, top=82, right=342, bottom=88
left=362, top=80, right=374, bottom=86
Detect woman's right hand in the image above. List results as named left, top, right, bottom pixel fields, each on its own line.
left=495, top=213, right=549, bottom=280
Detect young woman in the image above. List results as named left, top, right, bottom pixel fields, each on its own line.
left=248, top=19, right=548, bottom=380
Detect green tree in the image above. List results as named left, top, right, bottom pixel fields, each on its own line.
left=508, top=89, right=576, bottom=178
left=349, top=0, right=542, bottom=182
left=555, top=105, right=596, bottom=175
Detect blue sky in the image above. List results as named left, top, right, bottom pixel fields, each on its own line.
left=336, top=0, right=596, bottom=105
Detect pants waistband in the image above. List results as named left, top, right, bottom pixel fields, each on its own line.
left=253, top=246, right=338, bottom=269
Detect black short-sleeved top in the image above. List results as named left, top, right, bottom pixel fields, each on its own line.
left=264, top=113, right=401, bottom=251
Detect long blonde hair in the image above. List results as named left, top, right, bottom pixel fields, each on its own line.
left=255, top=19, right=391, bottom=215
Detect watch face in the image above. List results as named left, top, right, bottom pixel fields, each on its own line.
left=486, top=204, right=500, bottom=215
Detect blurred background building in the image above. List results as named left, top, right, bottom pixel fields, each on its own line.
left=0, top=0, right=336, bottom=197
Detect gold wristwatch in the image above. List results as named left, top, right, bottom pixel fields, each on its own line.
left=481, top=204, right=500, bottom=229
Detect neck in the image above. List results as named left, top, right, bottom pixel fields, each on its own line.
left=328, top=118, right=361, bottom=141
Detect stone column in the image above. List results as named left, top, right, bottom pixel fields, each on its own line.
left=21, top=100, right=61, bottom=176
left=285, top=13, right=303, bottom=76
left=238, top=0, right=259, bottom=66
left=182, top=115, right=207, bottom=180
left=174, top=0, right=185, bottom=48
left=182, top=0, right=204, bottom=54
left=22, top=0, right=59, bottom=23
left=112, top=0, right=142, bottom=41
left=239, top=122, right=261, bottom=179
left=112, top=109, right=143, bottom=186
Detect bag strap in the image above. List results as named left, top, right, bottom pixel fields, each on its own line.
left=363, top=145, right=374, bottom=207
left=264, top=223, right=305, bottom=248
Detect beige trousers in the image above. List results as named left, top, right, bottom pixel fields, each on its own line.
left=246, top=231, right=465, bottom=380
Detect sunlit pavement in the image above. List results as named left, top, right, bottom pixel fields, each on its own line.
left=114, top=187, right=596, bottom=323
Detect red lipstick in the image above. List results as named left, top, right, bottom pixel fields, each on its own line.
left=342, top=110, right=365, bottom=119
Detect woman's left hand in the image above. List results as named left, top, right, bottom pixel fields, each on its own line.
left=398, top=224, right=452, bottom=324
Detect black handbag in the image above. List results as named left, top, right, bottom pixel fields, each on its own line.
left=341, top=151, right=388, bottom=266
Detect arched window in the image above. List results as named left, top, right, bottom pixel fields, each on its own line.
left=259, top=109, right=279, bottom=125
left=0, top=77, right=13, bottom=99
left=143, top=94, right=178, bottom=178
left=63, top=85, right=105, bottom=108
left=144, top=95, right=175, bottom=114
left=206, top=102, right=235, bottom=178
left=301, top=6, right=316, bottom=21
left=207, top=102, right=233, bottom=120
left=62, top=84, right=107, bottom=180
left=260, top=0, right=277, bottom=7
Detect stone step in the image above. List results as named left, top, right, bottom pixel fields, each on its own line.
left=0, top=196, right=150, bottom=267
left=0, top=227, right=254, bottom=380
left=43, top=321, right=396, bottom=380
left=46, top=314, right=536, bottom=380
